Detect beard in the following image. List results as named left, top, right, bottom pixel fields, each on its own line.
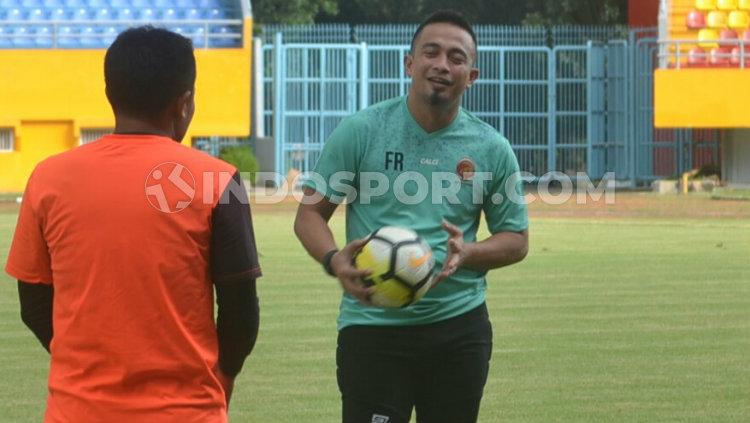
left=427, top=89, right=449, bottom=106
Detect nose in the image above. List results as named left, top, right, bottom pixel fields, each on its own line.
left=431, top=53, right=450, bottom=73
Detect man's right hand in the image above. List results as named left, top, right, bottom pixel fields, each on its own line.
left=330, top=238, right=373, bottom=305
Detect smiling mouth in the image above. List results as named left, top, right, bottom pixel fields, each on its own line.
left=428, top=77, right=451, bottom=86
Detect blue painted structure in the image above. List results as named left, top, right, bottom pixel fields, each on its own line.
left=253, top=26, right=719, bottom=185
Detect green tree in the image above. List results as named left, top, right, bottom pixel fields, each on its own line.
left=252, top=0, right=628, bottom=26
left=523, top=0, right=627, bottom=25
left=320, top=0, right=527, bottom=24
left=252, top=0, right=338, bottom=24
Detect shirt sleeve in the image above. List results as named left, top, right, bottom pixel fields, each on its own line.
left=483, top=140, right=529, bottom=234
left=210, top=171, right=262, bottom=284
left=5, top=170, right=53, bottom=284
left=302, top=116, right=363, bottom=203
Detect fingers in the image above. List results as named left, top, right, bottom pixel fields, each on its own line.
left=341, top=278, right=373, bottom=306
left=442, top=220, right=462, bottom=237
left=342, top=237, right=369, bottom=254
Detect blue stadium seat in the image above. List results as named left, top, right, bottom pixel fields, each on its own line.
left=101, top=25, right=119, bottom=45
left=130, top=0, right=152, bottom=8
left=57, top=25, right=79, bottom=47
left=35, top=26, right=53, bottom=47
left=138, top=8, right=155, bottom=20
left=0, top=27, right=11, bottom=47
left=85, top=0, right=106, bottom=7
left=160, top=8, right=177, bottom=20
left=12, top=26, right=35, bottom=47
left=188, top=26, right=206, bottom=47
left=210, top=25, right=235, bottom=47
left=199, top=0, right=220, bottom=8
left=153, top=0, right=174, bottom=8
left=79, top=26, right=99, bottom=46
left=63, top=0, right=83, bottom=7
left=69, top=7, right=90, bottom=20
left=27, top=8, right=46, bottom=20
left=94, top=8, right=112, bottom=20
left=115, top=8, right=133, bottom=20
left=42, top=0, right=63, bottom=7
left=183, top=8, right=200, bottom=20
left=5, top=8, right=23, bottom=20
left=207, top=8, right=225, bottom=20
left=48, top=7, right=66, bottom=20
left=21, top=0, right=42, bottom=7
left=108, top=0, right=127, bottom=7
left=174, top=0, right=192, bottom=7
left=0, top=0, right=21, bottom=9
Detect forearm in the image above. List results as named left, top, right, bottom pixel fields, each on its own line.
left=462, top=230, right=528, bottom=272
left=17, top=281, right=53, bottom=353
left=215, top=280, right=259, bottom=377
left=294, top=199, right=339, bottom=263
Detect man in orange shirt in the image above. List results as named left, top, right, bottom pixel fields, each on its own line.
left=5, top=26, right=261, bottom=423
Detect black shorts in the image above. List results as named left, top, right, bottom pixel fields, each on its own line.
left=336, top=303, right=493, bottom=423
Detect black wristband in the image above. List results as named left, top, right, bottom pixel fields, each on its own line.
left=322, top=249, right=339, bottom=277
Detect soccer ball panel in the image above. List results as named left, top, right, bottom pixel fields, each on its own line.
left=354, top=238, right=392, bottom=284
left=393, top=242, right=434, bottom=284
left=375, top=226, right=419, bottom=244
left=353, top=226, right=436, bottom=308
left=369, top=281, right=413, bottom=308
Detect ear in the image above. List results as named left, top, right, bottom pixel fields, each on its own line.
left=175, top=90, right=193, bottom=119
left=404, top=53, right=414, bottom=77
left=465, top=68, right=479, bottom=89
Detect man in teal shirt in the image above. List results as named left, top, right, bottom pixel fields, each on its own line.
left=295, top=10, right=528, bottom=423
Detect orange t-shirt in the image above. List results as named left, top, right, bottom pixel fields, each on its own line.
left=5, top=134, right=260, bottom=423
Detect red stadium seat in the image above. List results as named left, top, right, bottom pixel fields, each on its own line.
left=687, top=10, right=707, bottom=29
left=710, top=47, right=732, bottom=65
left=730, top=45, right=750, bottom=66
left=721, top=28, right=739, bottom=39
left=688, top=46, right=709, bottom=66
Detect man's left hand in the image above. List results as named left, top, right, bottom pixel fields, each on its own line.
left=432, top=220, right=469, bottom=287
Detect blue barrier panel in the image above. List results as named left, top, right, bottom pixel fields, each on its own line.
left=256, top=26, right=720, bottom=185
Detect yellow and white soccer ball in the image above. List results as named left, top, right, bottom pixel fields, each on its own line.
left=354, top=226, right=436, bottom=308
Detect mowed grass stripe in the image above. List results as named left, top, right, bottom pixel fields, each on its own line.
left=0, top=203, right=748, bottom=423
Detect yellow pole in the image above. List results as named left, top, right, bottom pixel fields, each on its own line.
left=681, top=172, right=690, bottom=195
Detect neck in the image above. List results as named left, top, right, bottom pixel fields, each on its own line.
left=406, top=94, right=459, bottom=133
left=113, top=115, right=174, bottom=139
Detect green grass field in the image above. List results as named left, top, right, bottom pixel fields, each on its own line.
left=0, top=194, right=748, bottom=423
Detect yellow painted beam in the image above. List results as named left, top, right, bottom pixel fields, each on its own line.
left=654, top=69, right=750, bottom=128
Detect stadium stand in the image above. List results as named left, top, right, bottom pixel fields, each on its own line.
left=0, top=0, right=253, bottom=192
left=665, top=0, right=750, bottom=67
left=0, top=0, right=243, bottom=47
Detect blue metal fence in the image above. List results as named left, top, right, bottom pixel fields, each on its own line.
left=258, top=26, right=720, bottom=185
left=261, top=24, right=629, bottom=47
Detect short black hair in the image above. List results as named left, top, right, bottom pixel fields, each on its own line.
left=105, top=26, right=195, bottom=118
left=410, top=10, right=477, bottom=61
